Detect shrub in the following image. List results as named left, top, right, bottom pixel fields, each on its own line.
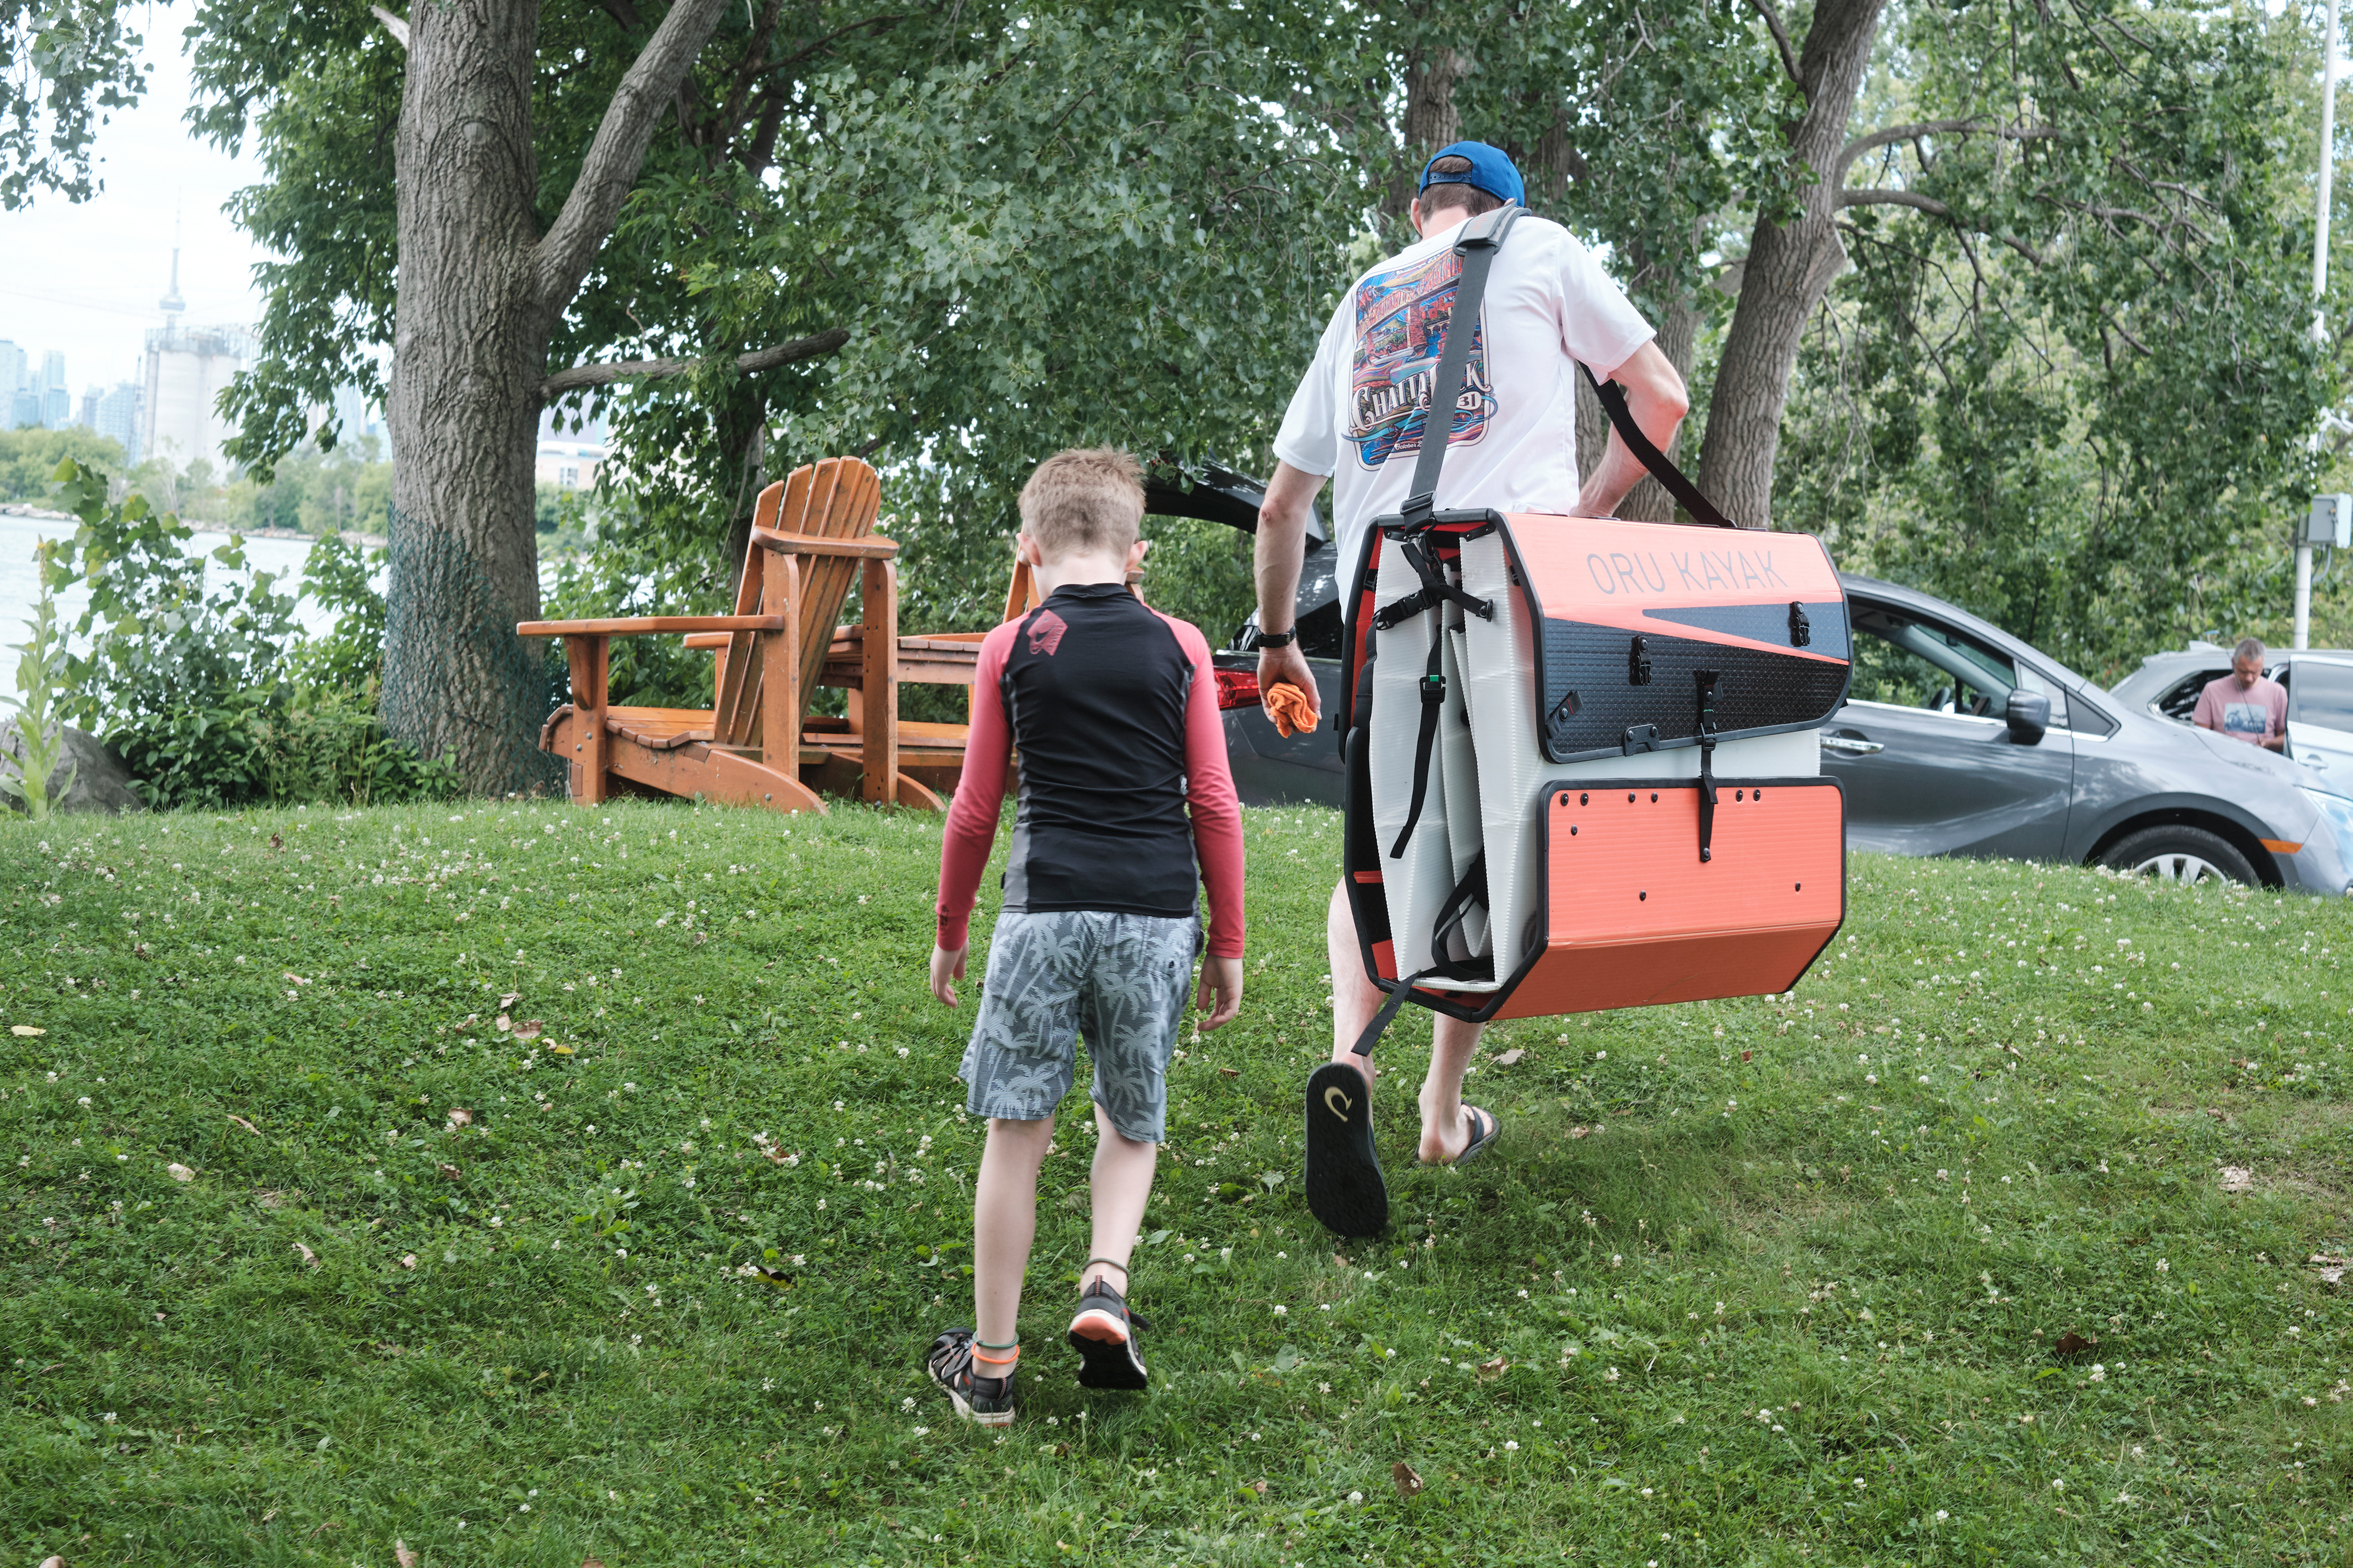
left=43, top=458, right=457, bottom=808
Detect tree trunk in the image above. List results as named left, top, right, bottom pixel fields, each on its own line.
left=379, top=0, right=734, bottom=793
left=1383, top=48, right=1469, bottom=219
left=382, top=0, right=560, bottom=794
left=1694, top=0, right=1887, bottom=529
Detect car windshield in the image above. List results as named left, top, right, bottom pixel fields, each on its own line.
left=1849, top=605, right=2017, bottom=717
left=2291, top=659, right=2353, bottom=733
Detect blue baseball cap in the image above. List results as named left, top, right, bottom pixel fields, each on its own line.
left=1417, top=141, right=1525, bottom=208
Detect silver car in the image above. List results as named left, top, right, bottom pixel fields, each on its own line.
left=1206, top=530, right=2353, bottom=892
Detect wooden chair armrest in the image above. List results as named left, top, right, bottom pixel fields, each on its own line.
left=681, top=631, right=730, bottom=650
left=749, top=527, right=900, bottom=560
left=516, top=615, right=788, bottom=638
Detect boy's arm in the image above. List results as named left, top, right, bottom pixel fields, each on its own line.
left=1172, top=620, right=1246, bottom=959
left=935, top=627, right=1017, bottom=955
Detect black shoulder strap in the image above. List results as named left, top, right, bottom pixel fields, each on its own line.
left=1400, top=203, right=1526, bottom=527
left=1581, top=363, right=1740, bottom=530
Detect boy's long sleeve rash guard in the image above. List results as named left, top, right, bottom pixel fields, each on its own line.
left=934, top=585, right=1245, bottom=959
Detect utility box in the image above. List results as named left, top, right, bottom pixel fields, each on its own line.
left=2305, top=494, right=2353, bottom=547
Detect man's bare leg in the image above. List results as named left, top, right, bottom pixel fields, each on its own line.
left=1324, top=880, right=1491, bottom=1165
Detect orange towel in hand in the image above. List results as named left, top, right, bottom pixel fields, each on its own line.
left=1263, top=680, right=1320, bottom=739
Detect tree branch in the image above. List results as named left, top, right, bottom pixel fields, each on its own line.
left=534, top=0, right=736, bottom=312
left=539, top=327, right=853, bottom=402
left=1837, top=187, right=1950, bottom=217
left=370, top=6, right=409, bottom=48
left=1745, top=0, right=1805, bottom=93
left=1833, top=118, right=2059, bottom=185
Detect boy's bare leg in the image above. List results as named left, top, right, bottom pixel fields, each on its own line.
left=1323, top=880, right=1491, bottom=1165
left=1082, top=1101, right=1157, bottom=1292
left=973, top=1114, right=1055, bottom=1347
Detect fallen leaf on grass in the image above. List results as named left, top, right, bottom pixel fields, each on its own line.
left=2052, top=1329, right=2098, bottom=1358
left=292, top=1243, right=318, bottom=1268
left=499, top=992, right=520, bottom=1009
left=445, top=1108, right=473, bottom=1128
left=395, top=1540, right=418, bottom=1568
left=1741, top=1050, right=1753, bottom=1062
left=38, top=1556, right=63, bottom=1568
left=1247, top=1479, right=1268, bottom=1497
left=1392, top=1460, right=1425, bottom=1497
left=304, top=1520, right=339, bottom=1539
left=582, top=1559, right=607, bottom=1568
left=1493, top=1049, right=1524, bottom=1067
left=268, top=833, right=283, bottom=851
left=436, top=1164, right=460, bottom=1181
left=495, top=1014, right=512, bottom=1032
left=166, top=1163, right=194, bottom=1182
left=512, top=1019, right=545, bottom=1042
left=282, top=972, right=309, bottom=986
left=399, top=1254, right=417, bottom=1270
left=2220, top=1166, right=2254, bottom=1193
left=11, top=1024, right=43, bottom=1037
left=1476, top=1356, right=1508, bottom=1382
left=544, top=1043, right=575, bottom=1056
left=1217, top=1066, right=1240, bottom=1078
left=226, top=1114, right=262, bottom=1136
left=2312, top=1254, right=2349, bottom=1288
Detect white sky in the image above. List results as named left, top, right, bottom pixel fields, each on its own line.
left=0, top=26, right=272, bottom=393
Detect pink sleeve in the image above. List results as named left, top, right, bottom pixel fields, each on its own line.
left=934, top=624, right=1018, bottom=951
left=2191, top=680, right=2221, bottom=729
left=1164, top=614, right=1247, bottom=958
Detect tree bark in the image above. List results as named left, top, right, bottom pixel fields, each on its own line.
left=1382, top=47, right=1468, bottom=219
left=381, top=0, right=734, bottom=792
left=1694, top=0, right=1888, bottom=529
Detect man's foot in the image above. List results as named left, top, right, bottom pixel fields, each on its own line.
left=1417, top=1105, right=1501, bottom=1168
left=925, top=1328, right=1016, bottom=1426
left=1304, top=1061, right=1388, bottom=1236
left=1067, top=1278, right=1149, bottom=1390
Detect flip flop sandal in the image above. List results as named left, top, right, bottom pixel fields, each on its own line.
left=1303, top=1062, right=1388, bottom=1236
left=1420, top=1106, right=1501, bottom=1168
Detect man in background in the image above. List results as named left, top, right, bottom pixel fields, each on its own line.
left=2194, top=638, right=2287, bottom=751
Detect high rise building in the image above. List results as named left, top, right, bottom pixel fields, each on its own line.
left=39, top=350, right=69, bottom=430
left=95, top=382, right=142, bottom=463
left=0, top=341, right=24, bottom=425
left=78, top=385, right=100, bottom=429
left=140, top=245, right=251, bottom=472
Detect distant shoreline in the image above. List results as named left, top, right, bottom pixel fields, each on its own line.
left=0, top=503, right=385, bottom=550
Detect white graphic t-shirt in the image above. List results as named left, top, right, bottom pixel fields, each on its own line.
left=1273, top=212, right=1656, bottom=572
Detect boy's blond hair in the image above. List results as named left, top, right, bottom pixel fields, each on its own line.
left=1018, top=447, right=1146, bottom=560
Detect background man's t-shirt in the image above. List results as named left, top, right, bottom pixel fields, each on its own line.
left=1272, top=212, right=1654, bottom=571
left=2192, top=674, right=2287, bottom=745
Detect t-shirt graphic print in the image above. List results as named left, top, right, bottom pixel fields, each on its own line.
left=1348, top=246, right=1493, bottom=469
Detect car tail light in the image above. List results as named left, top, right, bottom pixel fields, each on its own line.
left=1214, top=669, right=1262, bottom=710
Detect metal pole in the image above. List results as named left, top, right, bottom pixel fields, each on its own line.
left=2303, top=2, right=2338, bottom=648
left=2319, top=0, right=2340, bottom=340
left=2297, top=540, right=2315, bottom=649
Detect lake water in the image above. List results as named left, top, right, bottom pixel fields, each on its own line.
left=0, top=512, right=376, bottom=651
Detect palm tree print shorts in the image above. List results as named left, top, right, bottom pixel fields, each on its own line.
left=958, top=910, right=1202, bottom=1143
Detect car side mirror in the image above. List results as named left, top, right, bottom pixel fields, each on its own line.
left=2005, top=689, right=2051, bottom=745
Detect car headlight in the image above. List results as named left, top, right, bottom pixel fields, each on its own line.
left=2299, top=787, right=2353, bottom=859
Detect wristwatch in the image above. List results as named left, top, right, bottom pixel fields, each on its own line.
left=1255, top=629, right=1297, bottom=650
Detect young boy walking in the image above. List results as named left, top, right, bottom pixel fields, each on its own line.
left=924, top=447, right=1246, bottom=1426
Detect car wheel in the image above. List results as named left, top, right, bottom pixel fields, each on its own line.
left=2098, top=826, right=2258, bottom=887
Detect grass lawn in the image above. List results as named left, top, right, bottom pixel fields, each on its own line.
left=3, top=796, right=2351, bottom=1567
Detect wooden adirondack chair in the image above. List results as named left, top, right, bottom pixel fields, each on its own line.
left=522, top=456, right=937, bottom=815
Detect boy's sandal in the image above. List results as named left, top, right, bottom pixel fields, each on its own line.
left=1068, top=1268, right=1150, bottom=1390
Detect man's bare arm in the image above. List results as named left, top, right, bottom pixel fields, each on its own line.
left=1574, top=340, right=1691, bottom=519
left=1254, top=461, right=1329, bottom=718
